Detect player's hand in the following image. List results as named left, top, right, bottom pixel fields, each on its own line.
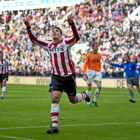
left=24, top=17, right=30, bottom=28
left=67, top=16, right=74, bottom=25
left=83, top=74, right=88, bottom=81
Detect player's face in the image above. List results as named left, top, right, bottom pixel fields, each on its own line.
left=92, top=44, right=98, bottom=52
left=124, top=55, right=129, bottom=62
left=52, top=28, right=62, bottom=40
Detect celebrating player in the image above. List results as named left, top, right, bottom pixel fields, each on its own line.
left=24, top=16, right=90, bottom=134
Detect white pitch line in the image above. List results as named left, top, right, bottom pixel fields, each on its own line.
left=8, top=90, right=46, bottom=92
left=0, top=98, right=50, bottom=101
left=0, top=135, right=35, bottom=140
left=0, top=122, right=140, bottom=130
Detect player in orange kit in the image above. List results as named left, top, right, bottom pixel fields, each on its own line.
left=83, top=42, right=102, bottom=107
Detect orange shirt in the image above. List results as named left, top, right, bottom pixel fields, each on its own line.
left=83, top=52, right=101, bottom=73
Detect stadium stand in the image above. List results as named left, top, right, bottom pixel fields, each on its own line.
left=0, top=0, right=140, bottom=78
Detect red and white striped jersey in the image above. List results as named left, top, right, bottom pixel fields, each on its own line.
left=27, top=24, right=80, bottom=76
left=0, top=59, right=9, bottom=74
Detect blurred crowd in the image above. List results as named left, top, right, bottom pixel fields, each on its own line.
left=0, top=0, right=140, bottom=78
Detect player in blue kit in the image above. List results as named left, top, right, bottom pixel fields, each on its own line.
left=111, top=54, right=140, bottom=103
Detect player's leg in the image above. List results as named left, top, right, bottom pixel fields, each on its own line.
left=68, top=91, right=90, bottom=104
left=127, top=77, right=136, bottom=103
left=84, top=72, right=95, bottom=107
left=133, top=76, right=140, bottom=94
left=136, top=86, right=140, bottom=94
left=2, top=79, right=7, bottom=97
left=1, top=73, right=8, bottom=99
left=92, top=80, right=101, bottom=107
left=46, top=90, right=62, bottom=134
left=85, top=83, right=92, bottom=107
left=0, top=75, right=4, bottom=99
left=65, top=74, right=90, bottom=104
left=86, top=84, right=91, bottom=97
left=92, top=71, right=102, bottom=107
left=46, top=75, right=64, bottom=134
left=127, top=84, right=135, bottom=103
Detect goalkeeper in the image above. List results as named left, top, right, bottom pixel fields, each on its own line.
left=83, top=42, right=102, bottom=107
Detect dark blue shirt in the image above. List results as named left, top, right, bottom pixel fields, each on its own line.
left=111, top=61, right=140, bottom=78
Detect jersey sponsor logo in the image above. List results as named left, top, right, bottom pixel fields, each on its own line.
left=49, top=45, right=65, bottom=53
left=91, top=58, right=100, bottom=63
left=0, top=64, right=7, bottom=67
left=90, top=55, right=101, bottom=63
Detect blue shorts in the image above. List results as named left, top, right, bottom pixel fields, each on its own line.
left=49, top=74, right=77, bottom=96
left=127, top=75, right=139, bottom=86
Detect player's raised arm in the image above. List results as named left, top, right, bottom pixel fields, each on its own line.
left=24, top=19, right=48, bottom=47
left=65, top=16, right=80, bottom=46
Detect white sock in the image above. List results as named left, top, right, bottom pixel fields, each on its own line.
left=93, top=88, right=100, bottom=102
left=86, top=90, right=91, bottom=97
left=51, top=103, right=59, bottom=127
left=2, top=86, right=6, bottom=95
left=87, top=102, right=91, bottom=105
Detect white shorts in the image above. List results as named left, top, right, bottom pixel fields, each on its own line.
left=86, top=69, right=102, bottom=84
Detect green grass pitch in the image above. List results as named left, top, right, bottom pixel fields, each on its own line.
left=0, top=84, right=140, bottom=140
